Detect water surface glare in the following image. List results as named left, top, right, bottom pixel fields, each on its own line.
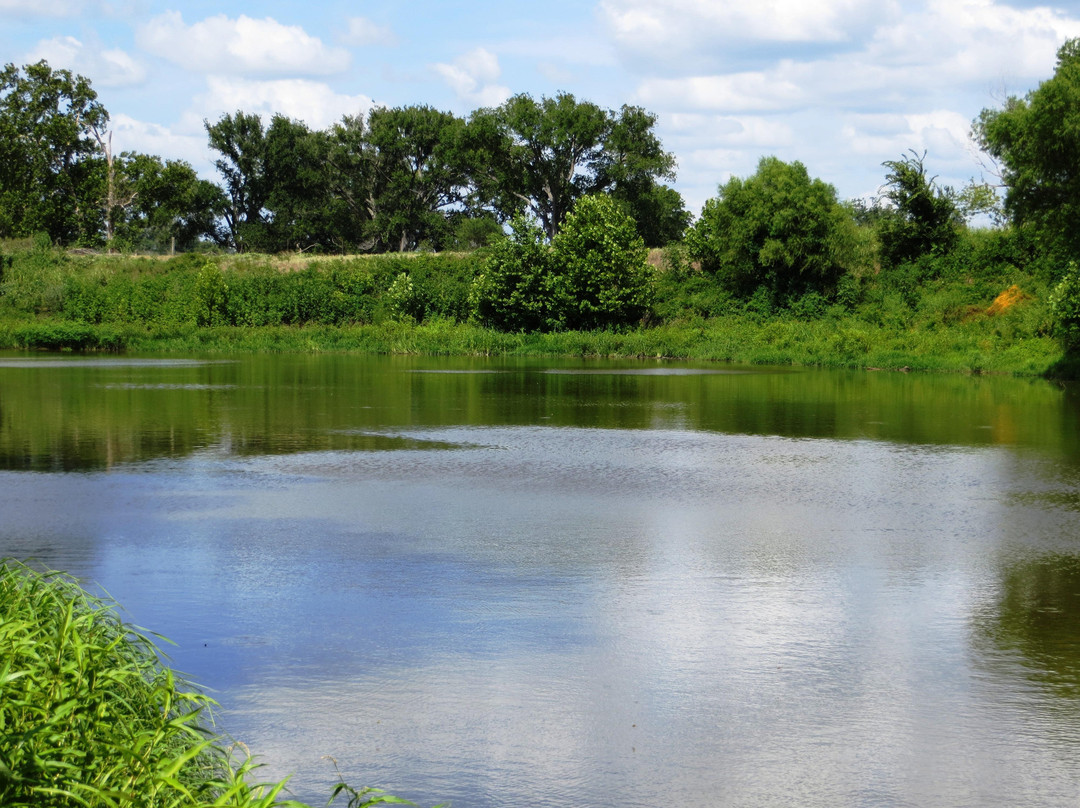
left=2, top=353, right=1080, bottom=807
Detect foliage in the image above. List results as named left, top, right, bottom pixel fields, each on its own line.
left=108, top=153, right=225, bottom=252
left=0, top=560, right=300, bottom=807
left=0, top=61, right=108, bottom=245
left=471, top=217, right=556, bottom=332
left=466, top=94, right=677, bottom=240
left=550, top=194, right=653, bottom=330
left=365, top=106, right=469, bottom=252
left=205, top=111, right=272, bottom=252
left=687, top=157, right=855, bottom=303
left=876, top=151, right=962, bottom=269
left=975, top=38, right=1080, bottom=264
left=473, top=195, right=652, bottom=332
left=1049, top=262, right=1080, bottom=352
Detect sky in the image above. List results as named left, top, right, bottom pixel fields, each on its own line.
left=3, top=0, right=1080, bottom=217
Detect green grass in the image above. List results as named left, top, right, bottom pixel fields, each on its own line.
left=0, top=560, right=431, bottom=808
left=0, top=243, right=1071, bottom=377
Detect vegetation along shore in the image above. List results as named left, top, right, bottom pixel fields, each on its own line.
left=5, top=42, right=1080, bottom=377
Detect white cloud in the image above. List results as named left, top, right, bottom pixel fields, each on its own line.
left=0, top=0, right=89, bottom=15
left=638, top=69, right=806, bottom=113
left=841, top=110, right=974, bottom=160
left=26, top=35, right=145, bottom=87
left=601, top=0, right=885, bottom=47
left=194, top=76, right=374, bottom=131
left=136, top=11, right=350, bottom=76
left=108, top=113, right=213, bottom=172
left=340, top=17, right=398, bottom=47
left=433, top=47, right=511, bottom=107
left=666, top=114, right=795, bottom=147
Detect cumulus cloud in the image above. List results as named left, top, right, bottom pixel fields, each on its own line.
left=25, top=35, right=145, bottom=86
left=340, top=17, right=398, bottom=47
left=841, top=110, right=974, bottom=160
left=602, top=0, right=885, bottom=45
left=136, top=11, right=350, bottom=76
left=433, top=47, right=511, bottom=107
left=0, top=0, right=90, bottom=15
left=638, top=69, right=806, bottom=113
left=108, top=114, right=214, bottom=172
left=617, top=0, right=1080, bottom=201
left=194, top=77, right=374, bottom=131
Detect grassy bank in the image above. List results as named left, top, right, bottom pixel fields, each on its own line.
left=0, top=243, right=1068, bottom=377
left=0, top=560, right=424, bottom=808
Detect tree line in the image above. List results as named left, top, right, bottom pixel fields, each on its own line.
left=3, top=40, right=1080, bottom=342
left=0, top=60, right=687, bottom=254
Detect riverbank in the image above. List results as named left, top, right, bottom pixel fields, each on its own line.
left=0, top=314, right=1065, bottom=377
left=0, top=244, right=1069, bottom=377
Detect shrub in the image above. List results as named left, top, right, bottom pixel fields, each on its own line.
left=472, top=195, right=653, bottom=332
left=471, top=217, right=560, bottom=332
left=550, top=194, right=652, bottom=330
left=1049, top=262, right=1080, bottom=352
left=687, top=157, right=856, bottom=302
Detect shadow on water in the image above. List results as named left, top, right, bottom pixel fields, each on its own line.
left=1, top=353, right=1079, bottom=471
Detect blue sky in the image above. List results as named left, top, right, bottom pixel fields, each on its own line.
left=3, top=0, right=1080, bottom=216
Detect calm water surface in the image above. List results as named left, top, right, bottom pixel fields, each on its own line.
left=3, top=353, right=1080, bottom=807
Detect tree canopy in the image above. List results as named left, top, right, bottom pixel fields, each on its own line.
left=975, top=38, right=1080, bottom=262
left=688, top=157, right=855, bottom=301
left=467, top=93, right=678, bottom=242
left=876, top=150, right=961, bottom=269
left=0, top=61, right=108, bottom=244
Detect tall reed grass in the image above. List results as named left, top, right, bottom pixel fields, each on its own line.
left=0, top=561, right=427, bottom=808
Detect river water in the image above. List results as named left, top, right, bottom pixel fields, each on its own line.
left=2, top=353, right=1080, bottom=807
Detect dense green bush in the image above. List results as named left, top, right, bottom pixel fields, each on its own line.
left=876, top=151, right=961, bottom=270
left=550, top=194, right=653, bottom=330
left=472, top=195, right=653, bottom=332
left=1049, top=262, right=1080, bottom=352
left=687, top=157, right=856, bottom=304
left=471, top=218, right=556, bottom=332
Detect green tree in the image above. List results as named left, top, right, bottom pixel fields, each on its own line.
left=365, top=105, right=469, bottom=252
left=688, top=156, right=855, bottom=302
left=975, top=38, right=1080, bottom=262
left=473, top=195, right=653, bottom=331
left=323, top=113, right=377, bottom=252
left=1049, top=262, right=1080, bottom=353
left=263, top=115, right=337, bottom=252
left=466, top=94, right=676, bottom=240
left=205, top=111, right=269, bottom=251
left=471, top=216, right=556, bottom=331
left=550, top=194, right=652, bottom=330
left=876, top=150, right=961, bottom=268
left=110, top=153, right=226, bottom=252
left=0, top=60, right=108, bottom=245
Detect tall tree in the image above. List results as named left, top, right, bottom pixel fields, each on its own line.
left=205, top=111, right=269, bottom=251
left=365, top=105, right=468, bottom=252
left=876, top=150, right=961, bottom=268
left=109, top=153, right=225, bottom=252
left=0, top=60, right=108, bottom=244
left=262, top=115, right=338, bottom=252
left=975, top=38, right=1080, bottom=262
left=466, top=93, right=676, bottom=240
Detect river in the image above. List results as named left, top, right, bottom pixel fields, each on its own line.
left=2, top=353, right=1080, bottom=807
